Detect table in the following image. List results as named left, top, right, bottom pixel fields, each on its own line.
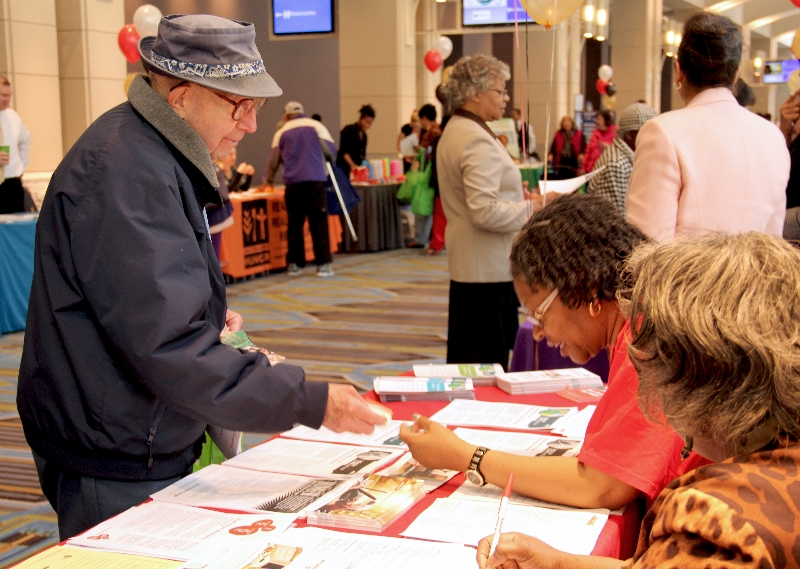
left=341, top=182, right=405, bottom=252
left=221, top=189, right=342, bottom=278
left=0, top=213, right=37, bottom=334
left=511, top=320, right=610, bottom=382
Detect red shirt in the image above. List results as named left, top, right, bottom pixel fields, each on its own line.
left=578, top=320, right=708, bottom=503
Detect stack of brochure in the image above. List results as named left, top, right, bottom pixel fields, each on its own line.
left=412, top=363, right=503, bottom=386
left=373, top=377, right=475, bottom=402
left=307, top=474, right=425, bottom=532
left=496, top=368, right=603, bottom=395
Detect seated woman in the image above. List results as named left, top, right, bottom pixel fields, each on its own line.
left=479, top=231, right=800, bottom=569
left=401, top=194, right=705, bottom=510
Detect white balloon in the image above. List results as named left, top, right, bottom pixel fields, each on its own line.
left=134, top=4, right=163, bottom=38
left=435, top=36, right=453, bottom=60
left=598, top=64, right=613, bottom=82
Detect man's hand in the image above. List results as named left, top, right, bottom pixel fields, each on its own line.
left=322, top=384, right=387, bottom=434
left=0, top=151, right=9, bottom=167
left=225, top=309, right=243, bottom=332
left=780, top=90, right=800, bottom=143
left=399, top=414, right=475, bottom=472
left=237, top=162, right=256, bottom=176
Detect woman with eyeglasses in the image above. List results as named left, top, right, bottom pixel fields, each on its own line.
left=436, top=54, right=558, bottom=371
left=401, top=194, right=706, bottom=511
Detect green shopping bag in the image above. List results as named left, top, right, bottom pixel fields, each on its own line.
left=397, top=149, right=431, bottom=206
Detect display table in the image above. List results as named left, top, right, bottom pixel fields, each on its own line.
left=0, top=213, right=37, bottom=334
left=511, top=320, right=610, bottom=381
left=341, top=182, right=405, bottom=252
left=221, top=189, right=342, bottom=278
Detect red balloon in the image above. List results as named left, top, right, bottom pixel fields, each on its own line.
left=424, top=50, right=443, bottom=73
left=118, top=24, right=141, bottom=64
left=792, top=0, right=800, bottom=7
left=595, top=78, right=608, bottom=95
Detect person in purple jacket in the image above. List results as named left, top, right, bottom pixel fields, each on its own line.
left=265, top=101, right=337, bottom=277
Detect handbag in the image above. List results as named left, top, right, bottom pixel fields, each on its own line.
left=410, top=150, right=434, bottom=216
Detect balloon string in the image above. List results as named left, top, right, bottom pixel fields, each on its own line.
left=513, top=1, right=526, bottom=166
left=541, top=0, right=559, bottom=211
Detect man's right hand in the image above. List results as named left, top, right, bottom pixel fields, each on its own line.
left=0, top=151, right=9, bottom=167
left=322, top=384, right=387, bottom=434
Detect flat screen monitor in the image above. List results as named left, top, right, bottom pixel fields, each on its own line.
left=273, top=0, right=334, bottom=35
left=764, top=60, right=800, bottom=84
left=463, top=0, right=534, bottom=26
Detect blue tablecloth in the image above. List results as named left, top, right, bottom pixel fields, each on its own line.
left=510, top=319, right=610, bottom=382
left=0, top=214, right=37, bottom=334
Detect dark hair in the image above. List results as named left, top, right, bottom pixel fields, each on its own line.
left=733, top=78, right=755, bottom=107
left=510, top=194, right=647, bottom=309
left=598, top=110, right=614, bottom=127
left=418, top=103, right=437, bottom=121
left=678, top=13, right=741, bottom=89
left=359, top=104, right=376, bottom=119
left=401, top=123, right=413, bottom=136
left=311, top=113, right=322, bottom=121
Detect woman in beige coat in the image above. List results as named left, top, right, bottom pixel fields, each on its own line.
left=437, top=54, right=552, bottom=369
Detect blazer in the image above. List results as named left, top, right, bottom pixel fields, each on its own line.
left=437, top=114, right=529, bottom=283
left=626, top=88, right=788, bottom=241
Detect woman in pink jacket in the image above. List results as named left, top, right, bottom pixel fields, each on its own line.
left=581, top=110, right=616, bottom=173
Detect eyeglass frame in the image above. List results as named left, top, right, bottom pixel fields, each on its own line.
left=487, top=88, right=509, bottom=98
left=170, top=80, right=267, bottom=121
left=526, top=288, right=559, bottom=327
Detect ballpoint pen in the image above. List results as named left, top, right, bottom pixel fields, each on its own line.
left=488, top=472, right=515, bottom=558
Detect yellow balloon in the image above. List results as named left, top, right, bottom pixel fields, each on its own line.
left=123, top=72, right=138, bottom=96
left=601, top=94, right=617, bottom=110
left=792, top=28, right=800, bottom=59
left=789, top=69, right=800, bottom=95
left=518, top=0, right=584, bottom=29
left=442, top=65, right=454, bottom=85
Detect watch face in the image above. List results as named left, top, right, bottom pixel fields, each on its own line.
left=465, top=469, right=484, bottom=486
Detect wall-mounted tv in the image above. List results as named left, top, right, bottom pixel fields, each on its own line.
left=764, top=60, right=800, bottom=84
left=272, top=0, right=334, bottom=35
left=463, top=0, right=533, bottom=26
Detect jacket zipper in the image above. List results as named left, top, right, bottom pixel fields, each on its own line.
left=146, top=405, right=167, bottom=468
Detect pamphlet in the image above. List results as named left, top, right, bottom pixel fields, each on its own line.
left=557, top=386, right=607, bottom=403
left=281, top=421, right=407, bottom=448
left=378, top=453, right=458, bottom=492
left=180, top=540, right=353, bottom=569
left=429, top=399, right=577, bottom=431
left=449, top=482, right=612, bottom=515
left=373, top=377, right=475, bottom=402
left=12, top=546, right=182, bottom=569
left=452, top=428, right=583, bottom=456
left=496, top=368, right=603, bottom=395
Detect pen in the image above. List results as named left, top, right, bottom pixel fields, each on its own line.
left=488, top=472, right=515, bottom=559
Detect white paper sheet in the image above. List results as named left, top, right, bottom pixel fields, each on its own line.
left=538, top=166, right=606, bottom=194
left=277, top=527, right=478, bottom=569
left=281, top=421, right=407, bottom=448
left=68, top=502, right=296, bottom=561
left=412, top=363, right=502, bottom=378
left=429, top=400, right=576, bottom=431
left=399, top=133, right=418, bottom=157
left=400, top=498, right=607, bottom=554
left=223, top=439, right=404, bottom=478
left=449, top=482, right=611, bottom=515
left=453, top=428, right=583, bottom=456
left=150, top=464, right=350, bottom=514
left=180, top=540, right=353, bottom=569
left=552, top=405, right=597, bottom=439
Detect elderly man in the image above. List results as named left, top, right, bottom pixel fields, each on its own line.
left=587, top=102, right=658, bottom=213
left=0, top=75, right=30, bottom=213
left=265, top=100, right=336, bottom=277
left=18, top=15, right=384, bottom=540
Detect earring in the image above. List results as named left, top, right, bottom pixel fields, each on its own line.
left=588, top=298, right=601, bottom=318
left=673, top=81, right=682, bottom=90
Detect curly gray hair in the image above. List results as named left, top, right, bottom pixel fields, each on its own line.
left=443, top=54, right=510, bottom=110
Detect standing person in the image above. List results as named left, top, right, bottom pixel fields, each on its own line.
left=217, top=147, right=255, bottom=193
left=547, top=116, right=585, bottom=180
left=207, top=148, right=255, bottom=262
left=0, top=76, right=30, bottom=213
left=581, top=109, right=616, bottom=173
left=626, top=13, right=788, bottom=242
left=509, top=108, right=536, bottom=160
left=587, top=102, right=658, bottom=213
left=337, top=104, right=375, bottom=177
left=437, top=54, right=554, bottom=369
left=265, top=101, right=336, bottom=278
left=409, top=103, right=442, bottom=249
left=18, top=15, right=385, bottom=541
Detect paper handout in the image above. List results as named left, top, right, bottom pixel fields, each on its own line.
left=12, top=546, right=182, bottom=569
left=429, top=399, right=577, bottom=431
left=453, top=428, right=583, bottom=456
left=378, top=453, right=459, bottom=492
left=538, top=166, right=606, bottom=194
left=180, top=540, right=353, bottom=569
left=281, top=421, right=407, bottom=448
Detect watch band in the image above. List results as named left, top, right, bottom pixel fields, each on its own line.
left=468, top=446, right=489, bottom=480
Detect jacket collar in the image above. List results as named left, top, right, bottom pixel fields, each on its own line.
left=453, top=108, right=498, bottom=140
left=128, top=74, right=219, bottom=189
left=686, top=86, right=736, bottom=109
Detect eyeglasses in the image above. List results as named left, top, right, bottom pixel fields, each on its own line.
left=488, top=88, right=509, bottom=97
left=171, top=81, right=267, bottom=121
left=527, top=288, right=559, bottom=326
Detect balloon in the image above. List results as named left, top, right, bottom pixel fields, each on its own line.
left=605, top=81, right=617, bottom=96
left=789, top=69, right=800, bottom=94
left=133, top=4, right=162, bottom=38
left=441, top=65, right=454, bottom=84
left=793, top=0, right=800, bottom=7
left=792, top=28, right=800, bottom=59
left=595, top=78, right=608, bottom=95
left=601, top=94, right=617, bottom=110
left=123, top=72, right=137, bottom=95
left=518, top=0, right=583, bottom=29
left=434, top=36, right=453, bottom=60
left=118, top=24, right=141, bottom=64
left=424, top=50, right=443, bottom=73
left=598, top=64, right=613, bottom=82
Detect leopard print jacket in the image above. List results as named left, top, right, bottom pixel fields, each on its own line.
left=626, top=444, right=800, bottom=569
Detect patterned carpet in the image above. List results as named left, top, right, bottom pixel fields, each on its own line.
left=0, top=248, right=449, bottom=567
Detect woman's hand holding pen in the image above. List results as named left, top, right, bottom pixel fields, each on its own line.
left=399, top=414, right=476, bottom=472
left=477, top=532, right=565, bottom=569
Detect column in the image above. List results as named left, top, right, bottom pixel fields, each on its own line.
left=339, top=0, right=416, bottom=157
left=56, top=0, right=126, bottom=154
left=0, top=0, right=63, bottom=171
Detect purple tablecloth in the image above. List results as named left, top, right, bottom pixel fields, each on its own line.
left=510, top=320, right=610, bottom=382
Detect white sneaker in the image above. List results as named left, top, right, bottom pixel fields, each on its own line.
left=287, top=263, right=302, bottom=276
left=316, top=263, right=335, bottom=278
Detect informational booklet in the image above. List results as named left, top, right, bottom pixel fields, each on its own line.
left=223, top=439, right=404, bottom=478
left=557, top=386, right=607, bottom=403
left=277, top=527, right=479, bottom=569
left=13, top=546, right=182, bottom=569
left=496, top=368, right=603, bottom=395
left=378, top=453, right=459, bottom=492
left=68, top=502, right=296, bottom=561
left=400, top=498, right=607, bottom=554
left=429, top=399, right=577, bottom=431
left=373, top=377, right=475, bottom=402
left=281, top=421, right=407, bottom=449
left=150, top=464, right=349, bottom=514
left=307, top=474, right=425, bottom=532
left=180, top=539, right=353, bottom=569
left=453, top=428, right=583, bottom=456
left=413, top=363, right=502, bottom=380
left=552, top=405, right=597, bottom=439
